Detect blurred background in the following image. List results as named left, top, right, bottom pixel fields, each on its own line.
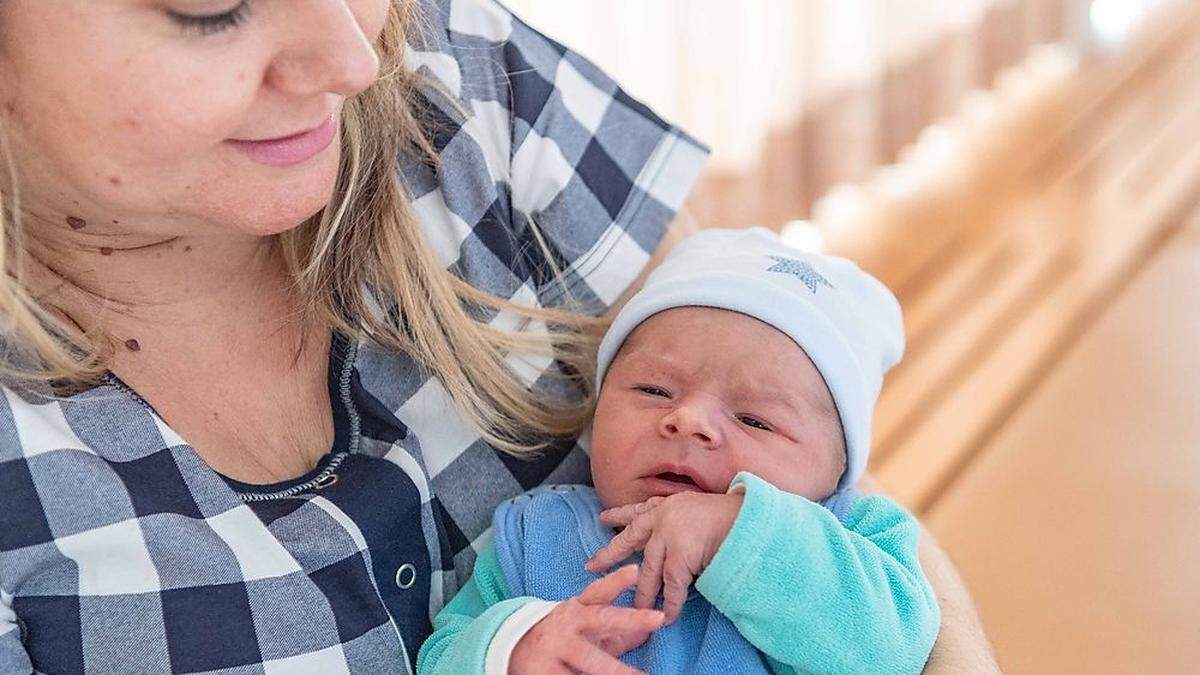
left=508, top=1, right=1200, bottom=672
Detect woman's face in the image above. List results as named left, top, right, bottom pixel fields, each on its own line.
left=0, top=0, right=389, bottom=241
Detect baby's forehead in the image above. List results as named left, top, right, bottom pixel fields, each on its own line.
left=619, top=346, right=788, bottom=389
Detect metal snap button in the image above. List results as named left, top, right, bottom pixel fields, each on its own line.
left=395, top=563, right=417, bottom=590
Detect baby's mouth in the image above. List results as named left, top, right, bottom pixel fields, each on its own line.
left=654, top=471, right=700, bottom=488
left=639, top=463, right=713, bottom=494
left=638, top=470, right=712, bottom=497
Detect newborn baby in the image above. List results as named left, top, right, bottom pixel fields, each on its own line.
left=418, top=228, right=940, bottom=675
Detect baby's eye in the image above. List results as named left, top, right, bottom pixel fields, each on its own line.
left=737, top=415, right=772, bottom=432
left=635, top=385, right=671, bottom=398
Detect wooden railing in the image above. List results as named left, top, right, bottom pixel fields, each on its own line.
left=806, top=1, right=1200, bottom=513
left=672, top=0, right=1074, bottom=228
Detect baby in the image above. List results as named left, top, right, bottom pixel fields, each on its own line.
left=418, top=228, right=940, bottom=675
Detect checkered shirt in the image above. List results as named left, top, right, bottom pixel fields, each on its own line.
left=0, top=0, right=710, bottom=672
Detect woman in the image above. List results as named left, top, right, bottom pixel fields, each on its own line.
left=0, top=0, right=996, bottom=672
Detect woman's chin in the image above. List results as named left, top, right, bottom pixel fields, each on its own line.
left=214, top=168, right=342, bottom=235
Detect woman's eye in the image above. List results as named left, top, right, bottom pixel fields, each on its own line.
left=636, top=385, right=670, bottom=398
left=737, top=415, right=772, bottom=432
left=169, top=1, right=253, bottom=35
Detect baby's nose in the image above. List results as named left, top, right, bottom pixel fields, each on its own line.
left=658, top=399, right=725, bottom=448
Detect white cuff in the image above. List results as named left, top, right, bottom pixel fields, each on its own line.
left=484, top=599, right=559, bottom=675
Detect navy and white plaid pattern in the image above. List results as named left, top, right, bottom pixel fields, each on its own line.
left=0, top=0, right=708, bottom=672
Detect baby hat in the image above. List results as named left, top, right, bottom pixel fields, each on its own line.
left=595, top=227, right=905, bottom=492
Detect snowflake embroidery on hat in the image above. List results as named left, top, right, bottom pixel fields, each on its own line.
left=767, top=256, right=835, bottom=293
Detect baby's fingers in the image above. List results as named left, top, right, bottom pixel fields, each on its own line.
left=578, top=564, right=640, bottom=606
left=587, top=516, right=654, bottom=572
left=562, top=637, right=646, bottom=675
left=660, top=554, right=693, bottom=624
left=633, top=538, right=665, bottom=611
left=578, top=604, right=666, bottom=637
left=595, top=624, right=658, bottom=658
left=599, top=497, right=665, bottom=527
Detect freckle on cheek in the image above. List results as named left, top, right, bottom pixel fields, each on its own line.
left=108, top=176, right=122, bottom=186
left=66, top=216, right=87, bottom=230
left=124, top=339, right=141, bottom=352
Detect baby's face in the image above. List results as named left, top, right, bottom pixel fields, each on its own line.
left=590, top=306, right=846, bottom=509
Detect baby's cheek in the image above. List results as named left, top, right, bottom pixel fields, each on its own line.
left=732, top=440, right=840, bottom=500
left=699, top=454, right=741, bottom=494
left=586, top=433, right=627, bottom=496
left=804, top=446, right=846, bottom=499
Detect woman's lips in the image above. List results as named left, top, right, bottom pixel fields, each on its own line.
left=226, top=115, right=337, bottom=167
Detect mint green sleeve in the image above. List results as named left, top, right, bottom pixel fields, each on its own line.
left=694, top=472, right=940, bottom=675
left=417, top=544, right=536, bottom=675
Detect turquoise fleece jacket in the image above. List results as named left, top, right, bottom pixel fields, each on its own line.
left=417, top=472, right=940, bottom=674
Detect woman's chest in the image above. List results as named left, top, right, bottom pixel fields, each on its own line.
left=1, top=336, right=592, bottom=671
left=110, top=366, right=338, bottom=485
left=3, top=448, right=424, bottom=673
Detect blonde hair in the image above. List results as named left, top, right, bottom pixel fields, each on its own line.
left=0, top=0, right=610, bottom=457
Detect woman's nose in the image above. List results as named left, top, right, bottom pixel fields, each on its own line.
left=267, top=1, right=382, bottom=98
left=658, top=399, right=725, bottom=448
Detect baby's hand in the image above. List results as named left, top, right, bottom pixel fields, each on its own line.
left=510, top=564, right=664, bottom=675
left=585, top=492, right=744, bottom=623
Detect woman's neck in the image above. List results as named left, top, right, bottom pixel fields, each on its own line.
left=21, top=215, right=339, bottom=482
left=32, top=218, right=275, bottom=308
left=20, top=211, right=328, bottom=402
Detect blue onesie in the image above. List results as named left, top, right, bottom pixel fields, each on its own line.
left=418, top=472, right=940, bottom=674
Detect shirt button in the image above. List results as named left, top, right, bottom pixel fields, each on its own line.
left=395, top=563, right=417, bottom=590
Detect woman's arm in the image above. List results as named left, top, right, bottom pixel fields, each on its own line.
left=858, top=473, right=1001, bottom=674
left=603, top=195, right=703, bottom=322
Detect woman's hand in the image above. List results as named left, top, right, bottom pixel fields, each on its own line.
left=585, top=492, right=744, bottom=623
left=509, top=565, right=665, bottom=675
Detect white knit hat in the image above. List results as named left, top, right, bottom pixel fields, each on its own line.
left=595, top=227, right=905, bottom=492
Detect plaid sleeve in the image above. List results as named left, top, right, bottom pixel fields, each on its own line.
left=406, top=0, right=711, bottom=315
left=1, top=594, right=34, bottom=675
